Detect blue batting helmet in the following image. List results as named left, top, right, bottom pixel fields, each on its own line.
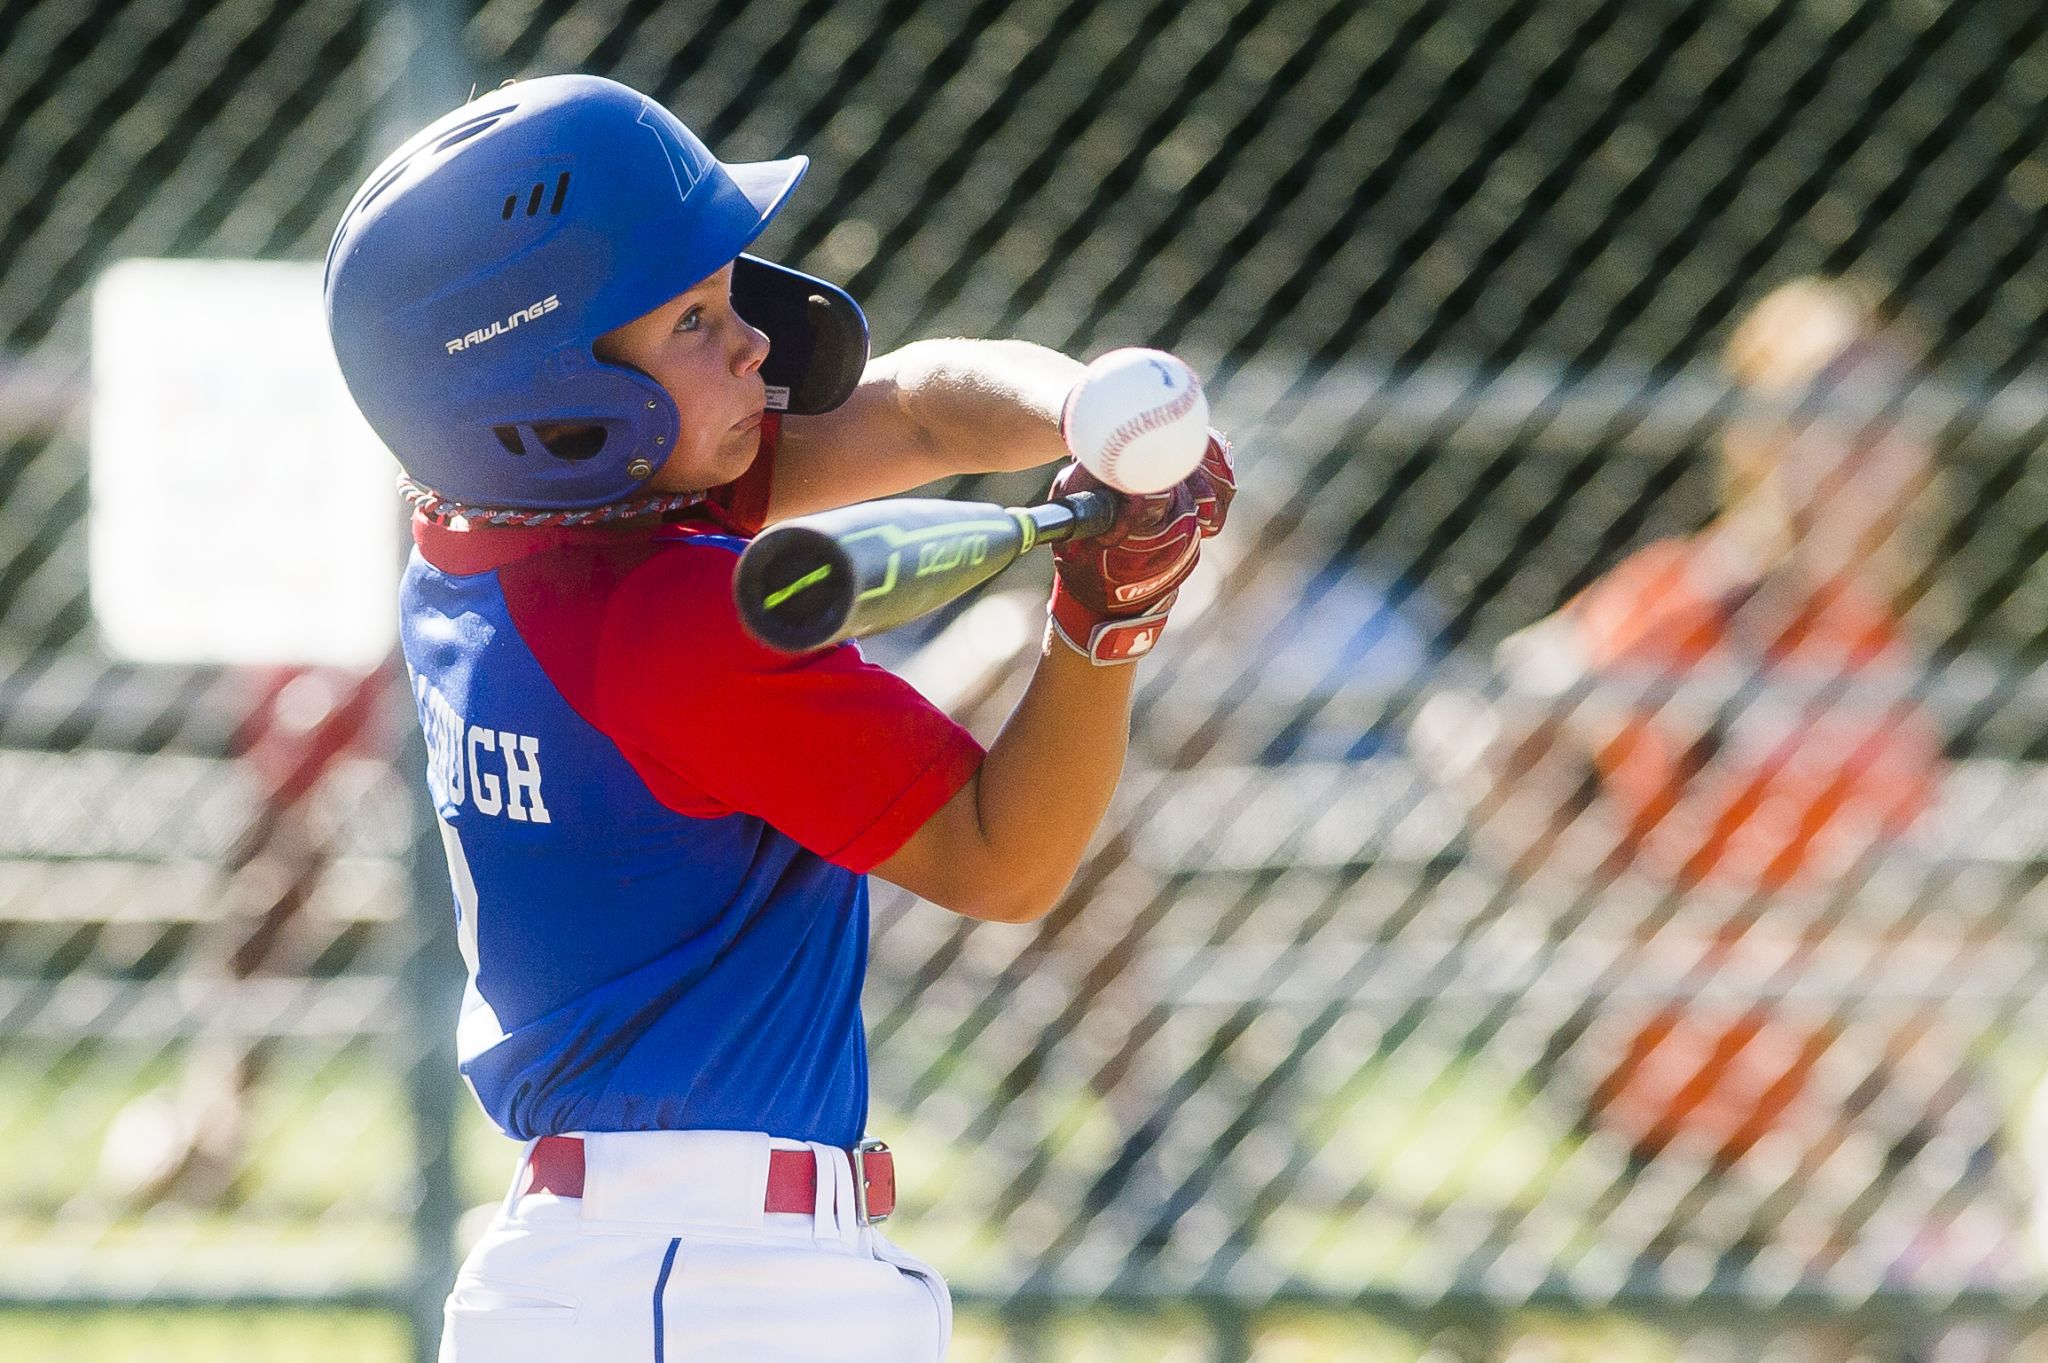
left=324, top=74, right=859, bottom=509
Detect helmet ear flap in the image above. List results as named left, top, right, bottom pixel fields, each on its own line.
left=445, top=361, right=675, bottom=504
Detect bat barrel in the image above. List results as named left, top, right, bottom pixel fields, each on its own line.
left=733, top=526, right=860, bottom=653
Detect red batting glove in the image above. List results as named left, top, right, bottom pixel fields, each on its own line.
left=1048, top=431, right=1235, bottom=664
left=1190, top=430, right=1235, bottom=537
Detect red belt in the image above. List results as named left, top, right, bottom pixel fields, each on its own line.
left=524, top=1134, right=897, bottom=1223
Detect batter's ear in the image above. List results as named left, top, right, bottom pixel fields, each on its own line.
left=731, top=255, right=870, bottom=416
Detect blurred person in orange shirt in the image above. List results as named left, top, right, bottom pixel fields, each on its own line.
left=1418, top=278, right=1980, bottom=1202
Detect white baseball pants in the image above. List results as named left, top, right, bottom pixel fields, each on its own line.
left=438, top=1130, right=952, bottom=1363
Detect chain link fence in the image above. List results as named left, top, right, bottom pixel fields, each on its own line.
left=5, top=0, right=2048, bottom=1359
left=1, top=1, right=456, bottom=1358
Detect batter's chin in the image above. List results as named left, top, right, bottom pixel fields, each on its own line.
left=713, top=436, right=761, bottom=485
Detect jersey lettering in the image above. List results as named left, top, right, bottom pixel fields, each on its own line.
left=413, top=671, right=551, bottom=824
left=467, top=726, right=503, bottom=815
left=416, top=672, right=466, bottom=814
left=500, top=731, right=551, bottom=823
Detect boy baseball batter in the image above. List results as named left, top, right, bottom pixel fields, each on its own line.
left=323, top=74, right=1231, bottom=1361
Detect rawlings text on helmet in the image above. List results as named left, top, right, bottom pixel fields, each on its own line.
left=445, top=294, right=561, bottom=355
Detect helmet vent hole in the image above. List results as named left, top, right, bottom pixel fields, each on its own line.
left=505, top=173, right=571, bottom=220
left=434, top=115, right=503, bottom=153
left=491, top=425, right=527, bottom=456
left=355, top=159, right=413, bottom=215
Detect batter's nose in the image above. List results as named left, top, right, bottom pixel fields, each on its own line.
left=734, top=316, right=770, bottom=376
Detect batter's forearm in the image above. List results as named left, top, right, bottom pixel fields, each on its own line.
left=877, top=338, right=1084, bottom=474
left=964, top=638, right=1136, bottom=919
left=871, top=634, right=1136, bottom=923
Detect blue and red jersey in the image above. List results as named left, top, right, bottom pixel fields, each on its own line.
left=400, top=420, right=984, bottom=1146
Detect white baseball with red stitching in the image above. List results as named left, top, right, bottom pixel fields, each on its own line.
left=1061, top=348, right=1211, bottom=494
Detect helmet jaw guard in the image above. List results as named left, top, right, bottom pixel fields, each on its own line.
left=734, top=255, right=870, bottom=417
left=324, top=75, right=863, bottom=511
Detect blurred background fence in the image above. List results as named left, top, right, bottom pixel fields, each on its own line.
left=4, top=0, right=2048, bottom=1359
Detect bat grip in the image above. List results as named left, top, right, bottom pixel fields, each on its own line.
left=1016, top=489, right=1119, bottom=548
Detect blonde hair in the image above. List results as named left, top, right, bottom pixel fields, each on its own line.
left=1713, top=277, right=1936, bottom=608
left=1719, top=277, right=1889, bottom=516
left=1723, top=276, right=1891, bottom=397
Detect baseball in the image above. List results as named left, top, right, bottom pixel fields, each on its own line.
left=1062, top=348, right=1210, bottom=494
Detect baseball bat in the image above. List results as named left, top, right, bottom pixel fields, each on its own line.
left=733, top=490, right=1118, bottom=652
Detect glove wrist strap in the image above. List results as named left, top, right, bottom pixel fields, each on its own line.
left=1049, top=582, right=1174, bottom=665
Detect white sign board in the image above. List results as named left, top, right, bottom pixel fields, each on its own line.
left=91, top=259, right=401, bottom=666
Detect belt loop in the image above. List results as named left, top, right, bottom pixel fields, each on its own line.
left=504, top=1138, right=538, bottom=1216
left=820, top=1143, right=860, bottom=1247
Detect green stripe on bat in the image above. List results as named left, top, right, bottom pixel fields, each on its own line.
left=1008, top=509, right=1036, bottom=554
left=856, top=555, right=899, bottom=602
left=763, top=564, right=833, bottom=610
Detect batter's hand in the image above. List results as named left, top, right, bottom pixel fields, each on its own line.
left=1049, top=431, right=1234, bottom=664
left=1190, top=430, right=1235, bottom=537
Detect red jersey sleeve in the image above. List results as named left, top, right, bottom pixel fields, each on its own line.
left=593, top=537, right=985, bottom=872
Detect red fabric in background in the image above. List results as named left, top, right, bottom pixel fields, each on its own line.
left=1562, top=538, right=1942, bottom=1164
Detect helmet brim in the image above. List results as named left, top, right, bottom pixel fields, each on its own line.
left=725, top=155, right=809, bottom=247
left=580, top=153, right=811, bottom=344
